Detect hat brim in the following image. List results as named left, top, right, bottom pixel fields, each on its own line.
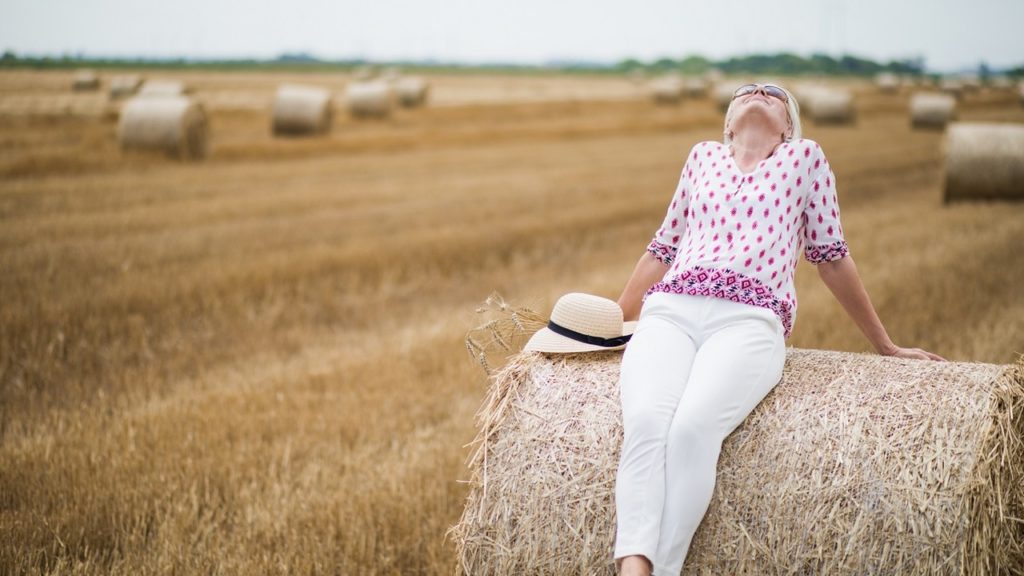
left=523, top=321, right=638, bottom=354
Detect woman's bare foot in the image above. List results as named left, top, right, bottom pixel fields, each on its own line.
left=619, top=554, right=653, bottom=576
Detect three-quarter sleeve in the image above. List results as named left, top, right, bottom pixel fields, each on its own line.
left=801, top=151, right=849, bottom=264
left=646, top=158, right=693, bottom=266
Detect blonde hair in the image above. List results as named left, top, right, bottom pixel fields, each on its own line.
left=723, top=84, right=802, bottom=145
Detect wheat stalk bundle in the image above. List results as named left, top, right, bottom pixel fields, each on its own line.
left=271, top=84, right=333, bottom=136
left=451, top=347, right=1024, bottom=575
left=118, top=96, right=208, bottom=160
left=909, top=93, right=956, bottom=130
left=943, top=122, right=1024, bottom=202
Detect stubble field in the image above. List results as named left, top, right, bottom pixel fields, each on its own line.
left=1, top=69, right=1023, bottom=575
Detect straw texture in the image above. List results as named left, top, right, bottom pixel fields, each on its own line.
left=271, top=84, right=333, bottom=136
left=118, top=96, right=208, bottom=160
left=943, top=122, right=1024, bottom=202
left=451, top=348, right=1024, bottom=575
left=910, top=93, right=956, bottom=129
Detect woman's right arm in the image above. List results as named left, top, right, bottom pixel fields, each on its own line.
left=617, top=251, right=670, bottom=321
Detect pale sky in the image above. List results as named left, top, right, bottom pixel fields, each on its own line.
left=2, top=0, right=1022, bottom=72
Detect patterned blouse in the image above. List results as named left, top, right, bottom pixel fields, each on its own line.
left=645, top=139, right=849, bottom=338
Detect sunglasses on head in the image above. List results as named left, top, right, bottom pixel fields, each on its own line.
left=732, top=84, right=789, bottom=103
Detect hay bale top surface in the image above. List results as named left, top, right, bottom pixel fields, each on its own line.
left=452, top=347, right=1024, bottom=575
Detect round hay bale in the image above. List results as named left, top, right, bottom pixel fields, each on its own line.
left=72, top=69, right=100, bottom=91
left=682, top=76, right=709, bottom=98
left=395, top=77, right=429, bottom=108
left=450, top=349, right=1024, bottom=575
left=271, top=84, right=333, bottom=136
left=118, top=96, right=208, bottom=160
left=875, top=72, right=900, bottom=93
left=346, top=81, right=393, bottom=118
left=138, top=80, right=190, bottom=98
left=807, top=89, right=856, bottom=124
left=943, top=122, right=1024, bottom=202
left=909, top=93, right=956, bottom=129
left=650, top=74, right=684, bottom=104
left=109, top=75, right=143, bottom=100
left=713, top=82, right=738, bottom=112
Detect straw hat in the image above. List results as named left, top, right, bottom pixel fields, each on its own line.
left=524, top=293, right=637, bottom=353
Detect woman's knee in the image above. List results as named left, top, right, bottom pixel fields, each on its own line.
left=665, top=413, right=722, bottom=455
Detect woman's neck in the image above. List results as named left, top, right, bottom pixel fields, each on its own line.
left=729, top=123, right=784, bottom=174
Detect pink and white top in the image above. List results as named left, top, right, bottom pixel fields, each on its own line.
left=645, top=139, right=849, bottom=339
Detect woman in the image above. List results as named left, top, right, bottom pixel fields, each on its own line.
left=613, top=83, right=945, bottom=576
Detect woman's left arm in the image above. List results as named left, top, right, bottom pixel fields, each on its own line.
left=817, top=256, right=947, bottom=361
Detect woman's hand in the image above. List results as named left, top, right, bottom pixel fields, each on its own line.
left=881, top=346, right=947, bottom=362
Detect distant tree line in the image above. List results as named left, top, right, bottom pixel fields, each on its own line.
left=614, top=53, right=932, bottom=77
left=0, top=48, right=1019, bottom=79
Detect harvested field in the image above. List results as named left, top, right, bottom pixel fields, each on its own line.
left=1, top=69, right=1023, bottom=575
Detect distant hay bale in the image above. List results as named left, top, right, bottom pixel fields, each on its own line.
left=395, top=77, right=429, bottom=108
left=875, top=72, right=899, bottom=93
left=626, top=69, right=646, bottom=85
left=138, top=80, right=190, bottom=98
left=72, top=69, right=100, bottom=91
left=118, top=96, right=208, bottom=160
left=353, top=65, right=376, bottom=81
left=714, top=82, right=737, bottom=112
left=807, top=89, right=856, bottom=124
left=450, top=349, right=1024, bottom=575
left=988, top=76, right=1013, bottom=90
left=108, top=75, right=143, bottom=99
left=271, top=84, right=333, bottom=136
left=346, top=81, right=393, bottom=118
left=943, top=122, right=1024, bottom=202
left=650, top=74, right=684, bottom=104
left=682, top=76, right=709, bottom=98
left=909, top=93, right=956, bottom=129
left=940, top=78, right=965, bottom=99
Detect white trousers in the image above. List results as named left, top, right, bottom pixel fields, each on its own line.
left=613, top=292, right=786, bottom=576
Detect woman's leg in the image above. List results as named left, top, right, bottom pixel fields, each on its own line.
left=652, top=302, right=786, bottom=576
left=614, top=293, right=701, bottom=570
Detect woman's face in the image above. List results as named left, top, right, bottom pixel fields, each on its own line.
left=727, top=85, right=791, bottom=138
